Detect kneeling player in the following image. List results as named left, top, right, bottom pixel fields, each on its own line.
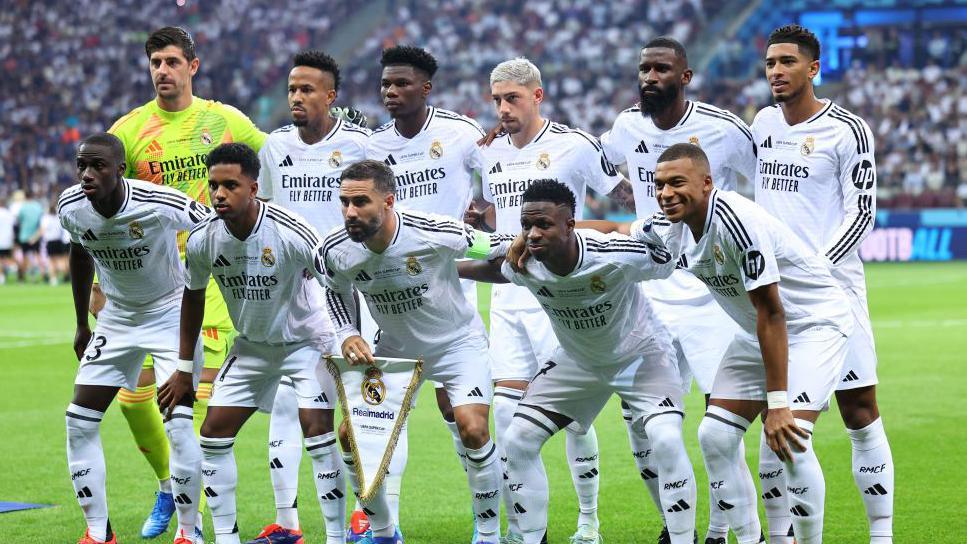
left=164, top=143, right=343, bottom=544
left=321, top=160, right=514, bottom=544
left=631, top=144, right=854, bottom=544
left=62, top=133, right=209, bottom=544
left=459, top=180, right=696, bottom=544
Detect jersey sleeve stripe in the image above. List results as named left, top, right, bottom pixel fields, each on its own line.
left=826, top=194, right=874, bottom=264
left=433, top=111, right=486, bottom=136
left=321, top=231, right=351, bottom=264
left=400, top=212, right=462, bottom=229
left=694, top=106, right=753, bottom=142
left=130, top=195, right=184, bottom=212
left=57, top=193, right=86, bottom=214
left=806, top=101, right=834, bottom=124
left=400, top=219, right=464, bottom=237
left=130, top=185, right=190, bottom=202
left=829, top=107, right=870, bottom=154
left=266, top=211, right=320, bottom=249
left=265, top=206, right=321, bottom=244
left=714, top=200, right=753, bottom=248
left=325, top=288, right=351, bottom=327
left=549, top=125, right=603, bottom=152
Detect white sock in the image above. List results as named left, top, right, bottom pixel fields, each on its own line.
left=565, top=425, right=600, bottom=529
left=848, top=418, right=894, bottom=543
left=759, top=427, right=793, bottom=543
left=445, top=418, right=468, bottom=471
left=66, top=404, right=110, bottom=542
left=385, top=422, right=407, bottom=523
left=200, top=436, right=241, bottom=544
left=697, top=406, right=760, bottom=544
left=343, top=452, right=394, bottom=537
left=465, top=439, right=502, bottom=538
left=166, top=406, right=202, bottom=537
left=623, top=401, right=664, bottom=523
left=786, top=419, right=825, bottom=544
left=705, top=433, right=739, bottom=541
left=269, top=383, right=303, bottom=529
left=645, top=415, right=696, bottom=544
left=493, top=386, right=524, bottom=535
left=504, top=411, right=556, bottom=544
left=306, top=433, right=345, bottom=543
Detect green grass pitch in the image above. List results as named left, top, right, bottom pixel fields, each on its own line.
left=1, top=262, right=965, bottom=542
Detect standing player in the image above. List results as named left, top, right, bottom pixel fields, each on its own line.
left=361, top=44, right=487, bottom=533
left=170, top=143, right=340, bottom=544
left=599, top=37, right=754, bottom=544
left=107, top=26, right=267, bottom=537
left=472, top=57, right=630, bottom=544
left=631, top=144, right=853, bottom=544
left=458, top=180, right=696, bottom=544
left=752, top=25, right=893, bottom=544
left=60, top=133, right=209, bottom=544
left=322, top=160, right=513, bottom=544
left=0, top=197, right=14, bottom=283
left=254, top=49, right=370, bottom=544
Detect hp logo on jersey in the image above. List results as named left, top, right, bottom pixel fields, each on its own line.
left=851, top=160, right=875, bottom=190
left=743, top=250, right=765, bottom=280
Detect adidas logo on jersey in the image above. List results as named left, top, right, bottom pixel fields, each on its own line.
left=658, top=398, right=675, bottom=408
left=81, top=229, right=98, bottom=242
left=760, top=136, right=773, bottom=149
left=792, top=392, right=811, bottom=404
left=536, top=286, right=554, bottom=297
left=842, top=370, right=859, bottom=382
left=635, top=140, right=649, bottom=153
left=278, top=155, right=294, bottom=168
left=313, top=393, right=329, bottom=403
left=467, top=387, right=483, bottom=398
left=213, top=254, right=231, bottom=267
left=384, top=154, right=398, bottom=166
left=355, top=270, right=373, bottom=282
left=489, top=162, right=503, bottom=174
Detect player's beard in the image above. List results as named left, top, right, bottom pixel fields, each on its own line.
left=344, top=216, right=381, bottom=243
left=639, top=84, right=679, bottom=115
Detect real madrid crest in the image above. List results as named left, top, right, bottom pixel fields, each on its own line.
left=361, top=366, right=386, bottom=406
left=329, top=150, right=343, bottom=168
left=590, top=275, right=606, bottom=293
left=429, top=140, right=444, bottom=159
left=800, top=136, right=815, bottom=157
left=688, top=136, right=700, bottom=147
left=406, top=256, right=422, bottom=276
left=536, top=152, right=551, bottom=170
left=261, top=247, right=276, bottom=267
left=128, top=221, right=144, bottom=239
left=200, top=128, right=213, bottom=146
left=713, top=244, right=725, bottom=265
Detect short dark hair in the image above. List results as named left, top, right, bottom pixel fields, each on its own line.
left=767, top=24, right=820, bottom=61
left=293, top=49, right=341, bottom=91
left=656, top=143, right=710, bottom=173
left=381, top=45, right=438, bottom=79
left=207, top=143, right=260, bottom=180
left=145, top=26, right=196, bottom=61
left=522, top=179, right=576, bottom=216
left=341, top=160, right=396, bottom=195
left=80, top=132, right=125, bottom=163
left=643, top=36, right=687, bottom=62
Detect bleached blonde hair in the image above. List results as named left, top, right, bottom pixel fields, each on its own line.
left=490, top=57, right=542, bottom=88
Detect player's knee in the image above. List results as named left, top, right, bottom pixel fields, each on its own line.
left=836, top=387, right=879, bottom=429
left=644, top=416, right=684, bottom=458
left=503, top=420, right=546, bottom=463
left=457, top=417, right=490, bottom=449
left=696, top=416, right=722, bottom=456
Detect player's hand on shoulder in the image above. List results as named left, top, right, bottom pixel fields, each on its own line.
left=73, top=325, right=92, bottom=361
left=477, top=124, right=504, bottom=147
left=341, top=335, right=375, bottom=366
left=764, top=407, right=809, bottom=462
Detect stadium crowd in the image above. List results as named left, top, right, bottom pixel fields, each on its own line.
left=2, top=1, right=967, bottom=284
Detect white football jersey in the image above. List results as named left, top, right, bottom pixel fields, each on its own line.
left=366, top=106, right=485, bottom=220
left=481, top=119, right=621, bottom=310
left=601, top=101, right=757, bottom=305
left=632, top=189, right=852, bottom=338
left=752, top=101, right=876, bottom=298
left=0, top=206, right=14, bottom=249
left=185, top=201, right=333, bottom=346
left=257, top=119, right=371, bottom=234
left=500, top=229, right=677, bottom=365
left=321, top=210, right=510, bottom=357
left=58, top=178, right=210, bottom=311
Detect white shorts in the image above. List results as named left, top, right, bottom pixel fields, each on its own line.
left=836, top=292, right=878, bottom=390
left=75, top=302, right=202, bottom=391
left=378, top=333, right=493, bottom=408
left=488, top=306, right=558, bottom=382
left=210, top=336, right=336, bottom=413
left=651, top=297, right=740, bottom=394
left=517, top=339, right=684, bottom=435
left=710, top=328, right=849, bottom=411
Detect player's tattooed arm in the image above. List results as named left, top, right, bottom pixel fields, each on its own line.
left=69, top=242, right=95, bottom=360
left=749, top=283, right=808, bottom=462
left=606, top=178, right=636, bottom=212
left=457, top=258, right=510, bottom=284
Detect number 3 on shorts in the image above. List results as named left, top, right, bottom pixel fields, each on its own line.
left=85, top=335, right=107, bottom=361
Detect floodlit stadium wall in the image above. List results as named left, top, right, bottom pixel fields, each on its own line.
left=860, top=209, right=967, bottom=262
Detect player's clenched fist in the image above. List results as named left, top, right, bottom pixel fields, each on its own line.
left=341, top=335, right=376, bottom=366
left=73, top=325, right=92, bottom=361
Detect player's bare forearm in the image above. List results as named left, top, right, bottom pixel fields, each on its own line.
left=750, top=283, right=788, bottom=393
left=69, top=243, right=95, bottom=328
left=457, top=258, right=509, bottom=284
left=179, top=288, right=206, bottom=360
left=607, top=179, right=636, bottom=212
left=576, top=220, right=631, bottom=235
